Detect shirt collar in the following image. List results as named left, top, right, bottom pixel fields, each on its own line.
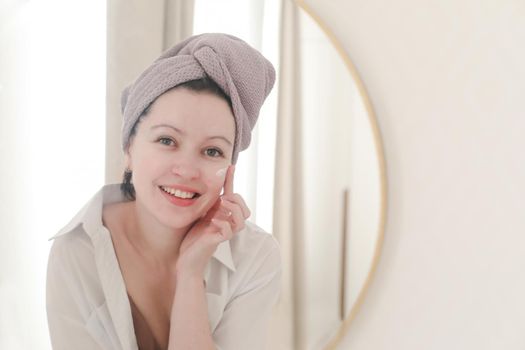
left=49, top=183, right=236, bottom=271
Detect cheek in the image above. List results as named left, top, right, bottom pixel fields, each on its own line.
left=132, top=157, right=157, bottom=185
left=133, top=146, right=169, bottom=177
left=202, top=163, right=229, bottom=191
left=204, top=172, right=226, bottom=195
left=195, top=174, right=225, bottom=216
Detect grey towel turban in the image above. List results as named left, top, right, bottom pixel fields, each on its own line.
left=120, top=33, right=276, bottom=164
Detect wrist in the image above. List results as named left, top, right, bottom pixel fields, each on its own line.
left=175, top=267, right=205, bottom=287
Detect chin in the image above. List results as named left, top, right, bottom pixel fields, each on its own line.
left=156, top=187, right=218, bottom=224
left=158, top=212, right=197, bottom=231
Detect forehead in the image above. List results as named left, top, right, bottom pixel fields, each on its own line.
left=144, top=88, right=236, bottom=137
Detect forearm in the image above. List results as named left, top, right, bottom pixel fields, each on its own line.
left=167, top=271, right=215, bottom=350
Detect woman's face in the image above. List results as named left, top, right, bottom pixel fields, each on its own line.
left=125, top=87, right=236, bottom=231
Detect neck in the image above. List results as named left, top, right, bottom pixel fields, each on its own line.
left=123, top=200, right=190, bottom=271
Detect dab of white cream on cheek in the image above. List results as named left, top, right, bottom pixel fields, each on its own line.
left=215, top=167, right=228, bottom=178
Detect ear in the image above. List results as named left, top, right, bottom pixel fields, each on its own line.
left=124, top=154, right=131, bottom=170
left=124, top=144, right=133, bottom=170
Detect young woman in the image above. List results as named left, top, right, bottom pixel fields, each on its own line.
left=46, top=33, right=281, bottom=350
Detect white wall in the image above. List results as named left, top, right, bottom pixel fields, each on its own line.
left=302, top=0, right=525, bottom=348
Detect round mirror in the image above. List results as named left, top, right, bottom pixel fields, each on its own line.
left=295, top=2, right=387, bottom=349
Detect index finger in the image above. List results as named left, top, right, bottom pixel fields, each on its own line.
left=223, top=165, right=235, bottom=195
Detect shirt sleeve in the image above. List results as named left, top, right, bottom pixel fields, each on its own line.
left=212, top=235, right=282, bottom=350
left=46, top=235, right=107, bottom=350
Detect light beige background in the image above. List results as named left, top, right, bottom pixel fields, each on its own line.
left=301, top=0, right=525, bottom=348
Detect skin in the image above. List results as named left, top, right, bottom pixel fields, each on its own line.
left=107, top=87, right=251, bottom=349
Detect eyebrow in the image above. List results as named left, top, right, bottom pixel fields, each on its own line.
left=150, top=124, right=233, bottom=146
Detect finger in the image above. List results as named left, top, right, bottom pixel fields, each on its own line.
left=223, top=165, right=235, bottom=195
left=201, top=196, right=222, bottom=221
left=216, top=199, right=235, bottom=220
left=212, top=202, right=238, bottom=229
left=219, top=198, right=245, bottom=231
left=211, top=218, right=234, bottom=240
left=221, top=193, right=251, bottom=219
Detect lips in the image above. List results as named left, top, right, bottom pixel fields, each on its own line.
left=159, top=186, right=200, bottom=207
left=160, top=186, right=200, bottom=199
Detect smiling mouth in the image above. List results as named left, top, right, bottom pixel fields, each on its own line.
left=159, top=186, right=201, bottom=199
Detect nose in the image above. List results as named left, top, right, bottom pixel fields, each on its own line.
left=171, top=157, right=201, bottom=179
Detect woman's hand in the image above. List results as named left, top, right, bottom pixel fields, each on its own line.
left=176, top=165, right=251, bottom=279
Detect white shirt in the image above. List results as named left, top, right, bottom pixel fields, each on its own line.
left=46, top=184, right=282, bottom=350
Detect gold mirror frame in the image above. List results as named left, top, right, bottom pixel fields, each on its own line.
left=293, top=1, right=388, bottom=349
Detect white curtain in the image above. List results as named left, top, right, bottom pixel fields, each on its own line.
left=0, top=1, right=106, bottom=348
left=270, top=0, right=303, bottom=349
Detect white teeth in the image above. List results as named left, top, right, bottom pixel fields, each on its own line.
left=161, top=186, right=196, bottom=199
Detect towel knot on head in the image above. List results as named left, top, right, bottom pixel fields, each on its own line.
left=120, top=33, right=276, bottom=164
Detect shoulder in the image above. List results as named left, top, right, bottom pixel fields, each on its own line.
left=47, top=225, right=108, bottom=324
left=48, top=225, right=95, bottom=268
left=47, top=184, right=123, bottom=274
left=47, top=225, right=102, bottom=303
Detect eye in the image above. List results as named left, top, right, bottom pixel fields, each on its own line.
left=205, top=147, right=224, bottom=158
left=158, top=137, right=176, bottom=146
